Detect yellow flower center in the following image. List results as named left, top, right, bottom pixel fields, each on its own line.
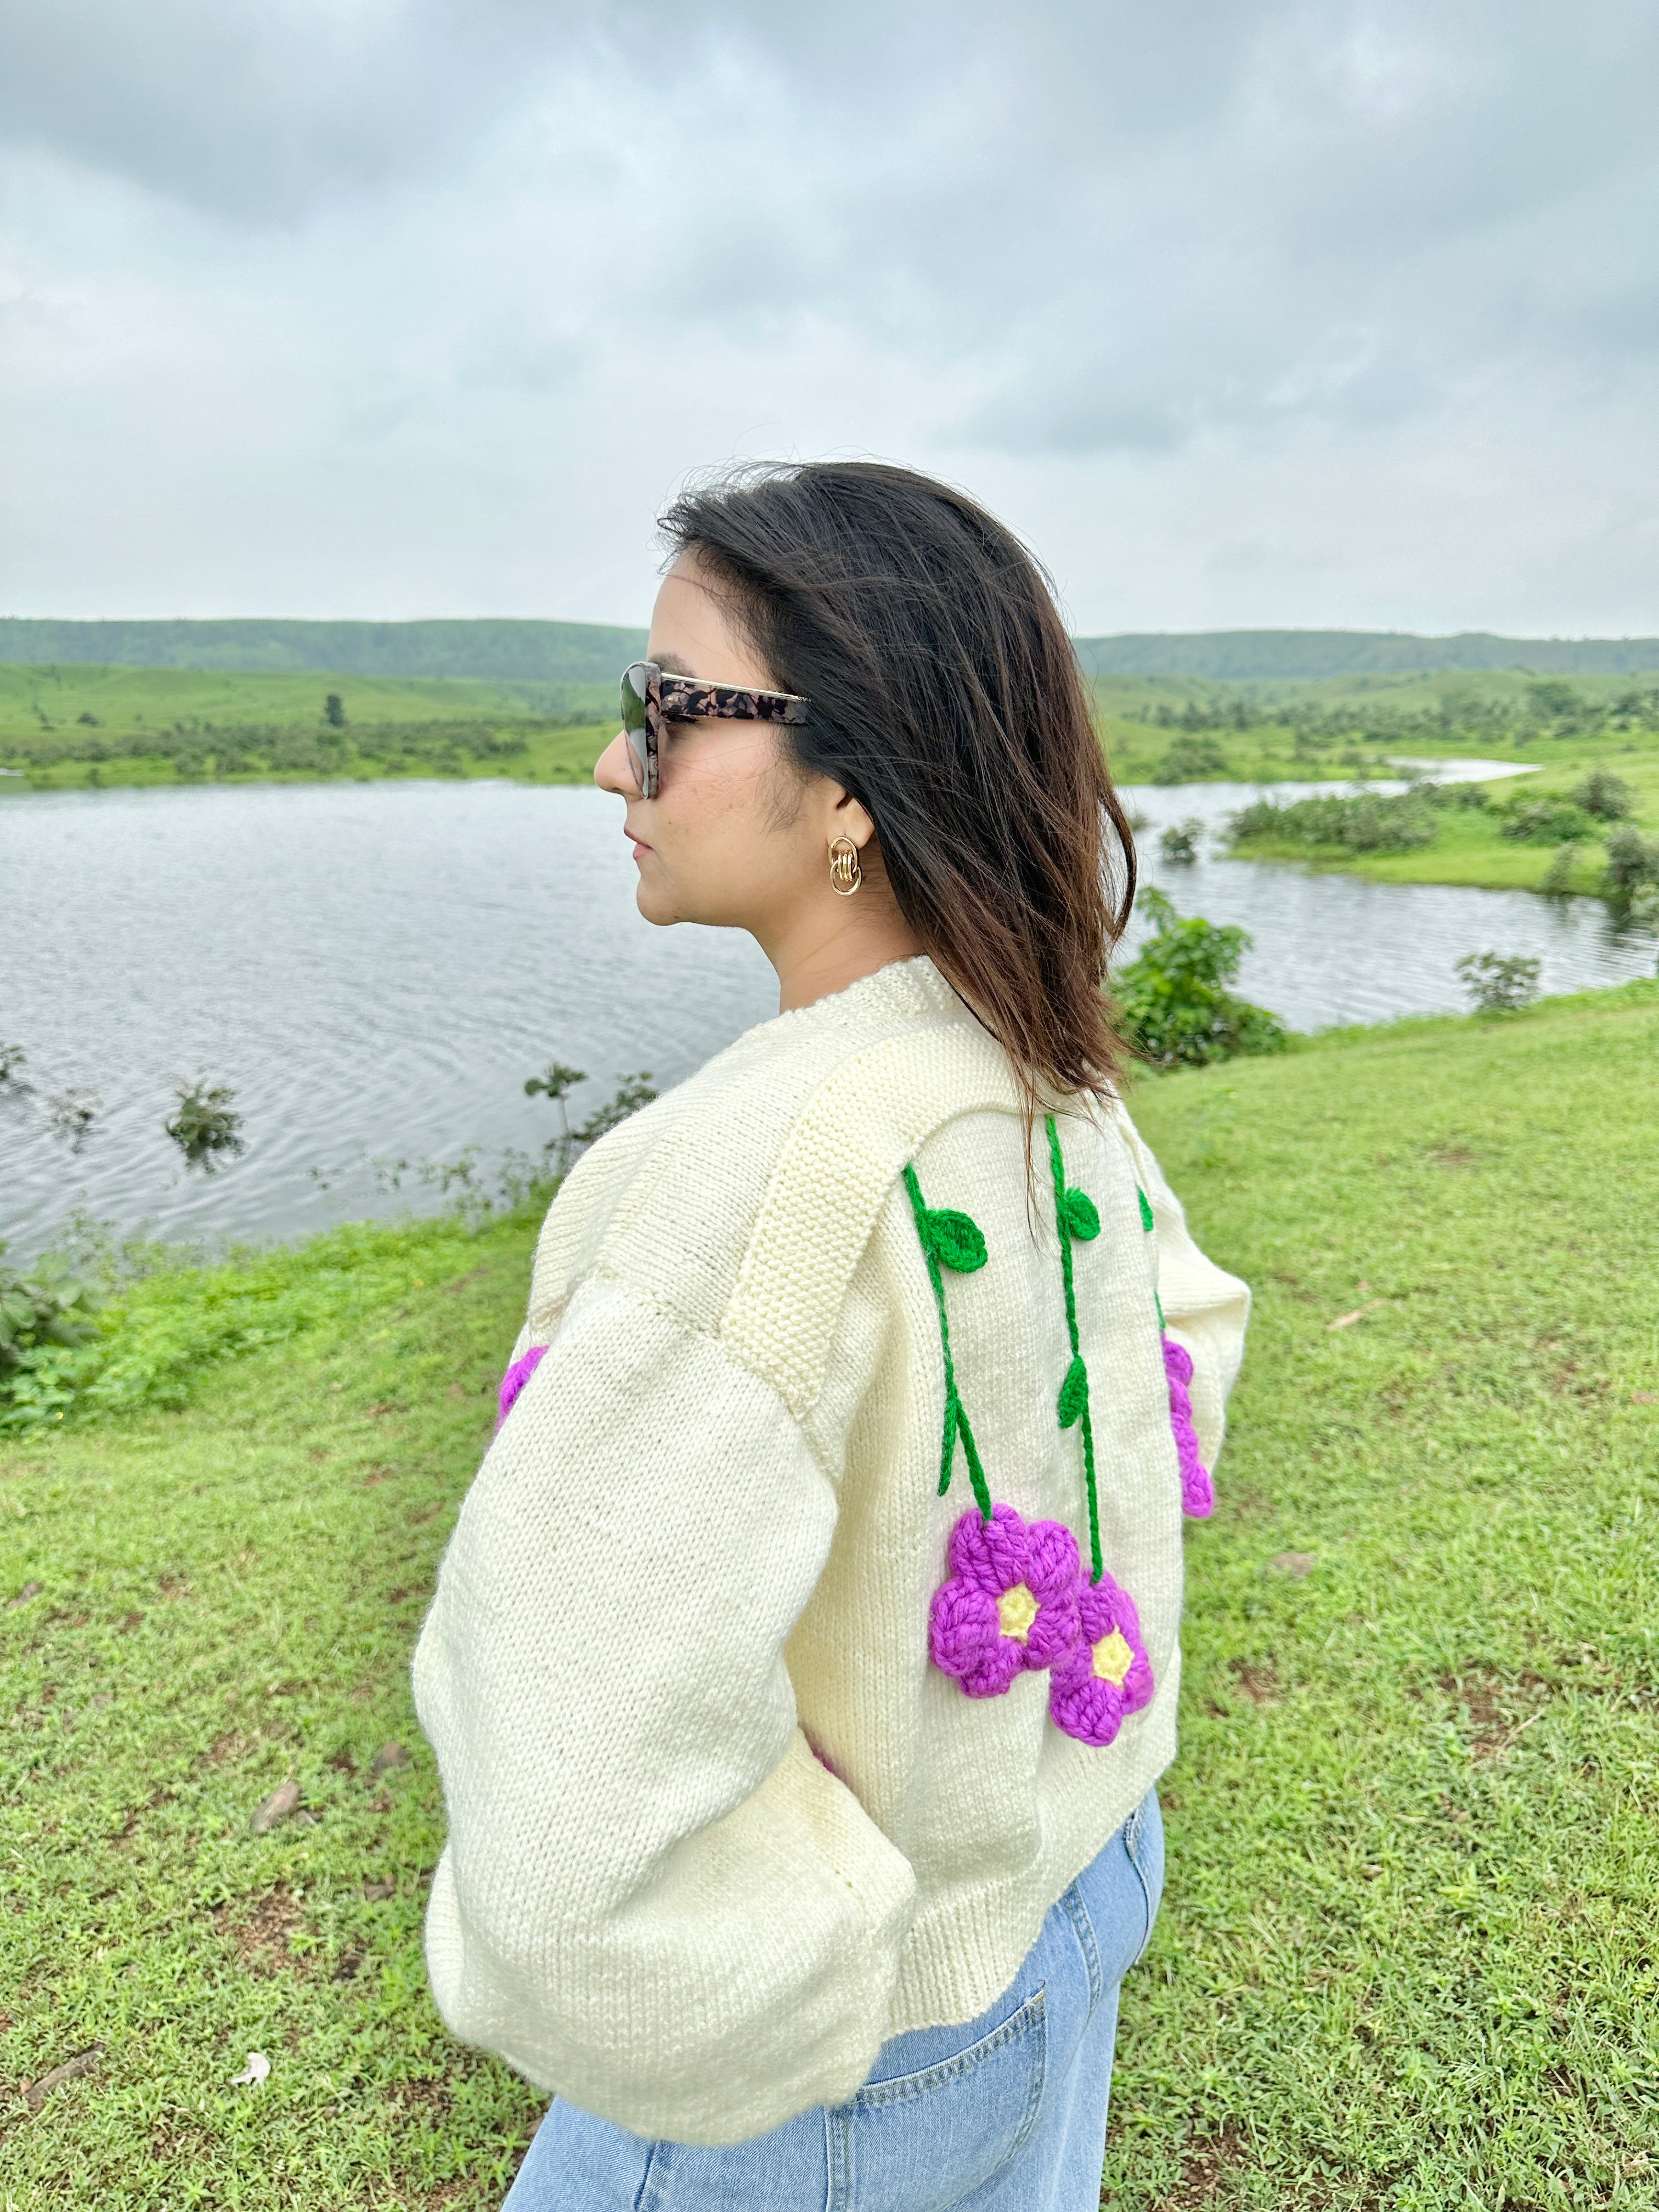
left=1092, top=1629, right=1134, bottom=1686
left=997, top=1582, right=1039, bottom=1642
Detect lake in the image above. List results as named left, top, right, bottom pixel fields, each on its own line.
left=3, top=774, right=1652, bottom=1259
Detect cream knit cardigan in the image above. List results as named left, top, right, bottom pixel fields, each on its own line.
left=413, top=956, right=1249, bottom=2145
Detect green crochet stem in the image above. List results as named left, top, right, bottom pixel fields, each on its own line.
left=902, top=1164, right=993, bottom=1522
left=1046, top=1115, right=1103, bottom=1584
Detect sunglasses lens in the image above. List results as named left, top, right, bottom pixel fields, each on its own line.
left=619, top=663, right=652, bottom=794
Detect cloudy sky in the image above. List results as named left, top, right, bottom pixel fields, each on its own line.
left=3, top=1, right=1656, bottom=634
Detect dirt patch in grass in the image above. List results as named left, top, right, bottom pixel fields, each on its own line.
left=219, top=1885, right=309, bottom=1974
left=388, top=2075, right=454, bottom=2119
left=200, top=1730, right=262, bottom=1767
left=1159, top=2121, right=1248, bottom=2207
left=1545, top=1359, right=1611, bottom=1402
left=1438, top=1668, right=1550, bottom=1759
left=1227, top=1658, right=1281, bottom=1705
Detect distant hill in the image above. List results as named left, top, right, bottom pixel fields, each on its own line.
left=1073, top=630, right=1659, bottom=679
left=0, top=618, right=648, bottom=684
left=4, top=618, right=1657, bottom=684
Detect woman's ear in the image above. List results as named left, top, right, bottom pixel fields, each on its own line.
left=827, top=787, right=878, bottom=853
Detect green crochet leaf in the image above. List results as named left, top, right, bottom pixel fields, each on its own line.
left=1061, top=1188, right=1101, bottom=1242
left=1057, top=1352, right=1090, bottom=1430
left=1137, top=1186, right=1155, bottom=1233
left=922, top=1207, right=988, bottom=1274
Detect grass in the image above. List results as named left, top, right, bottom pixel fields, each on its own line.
left=1105, top=979, right=1659, bottom=2207
left=0, top=1207, right=549, bottom=2205
left=3, top=989, right=1658, bottom=2205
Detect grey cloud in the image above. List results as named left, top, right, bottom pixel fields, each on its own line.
left=0, top=0, right=585, bottom=219
left=2, top=0, right=1655, bottom=629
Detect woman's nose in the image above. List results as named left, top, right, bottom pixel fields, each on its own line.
left=594, top=730, right=634, bottom=795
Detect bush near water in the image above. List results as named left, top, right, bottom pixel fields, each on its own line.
left=1112, top=889, right=1288, bottom=1070
left=1224, top=768, right=1659, bottom=910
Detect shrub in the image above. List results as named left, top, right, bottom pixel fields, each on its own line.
left=1525, top=679, right=1584, bottom=720
left=1568, top=768, right=1636, bottom=821
left=1602, top=825, right=1659, bottom=908
left=1425, top=781, right=1491, bottom=811
left=1497, top=798, right=1597, bottom=845
left=1455, top=952, right=1542, bottom=1014
left=1158, top=819, right=1202, bottom=864
left=1112, top=888, right=1289, bottom=1070
left=1227, top=790, right=1436, bottom=855
left=0, top=1042, right=27, bottom=1090
left=165, top=1079, right=246, bottom=1171
left=1153, top=737, right=1228, bottom=783
left=0, top=1245, right=101, bottom=1415
left=524, top=1060, right=588, bottom=1175
left=575, top=1073, right=657, bottom=1145
left=1539, top=845, right=1580, bottom=897
left=45, top=1088, right=100, bottom=1149
left=0, top=1216, right=505, bottom=1434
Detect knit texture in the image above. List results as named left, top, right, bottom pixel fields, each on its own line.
left=1046, top=1114, right=1104, bottom=1581
left=413, top=956, right=1250, bottom=2145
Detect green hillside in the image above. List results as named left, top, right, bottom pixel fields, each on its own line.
left=0, top=618, right=647, bottom=684
left=7, top=618, right=1657, bottom=685
left=1076, top=630, right=1659, bottom=680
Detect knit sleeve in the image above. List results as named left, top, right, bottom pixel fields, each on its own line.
left=1120, top=1109, right=1251, bottom=1470
left=410, top=1273, right=917, bottom=2146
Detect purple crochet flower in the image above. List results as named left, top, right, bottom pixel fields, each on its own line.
left=1163, top=1334, right=1214, bottom=1519
left=496, top=1345, right=546, bottom=1429
left=1048, top=1572, right=1155, bottom=1748
left=929, top=1503, right=1082, bottom=1698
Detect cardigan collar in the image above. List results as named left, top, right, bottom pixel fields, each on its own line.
left=752, top=955, right=975, bottom=1047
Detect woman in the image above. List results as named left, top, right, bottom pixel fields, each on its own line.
left=413, top=461, right=1249, bottom=2209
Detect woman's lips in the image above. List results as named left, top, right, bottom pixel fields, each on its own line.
left=627, top=827, right=652, bottom=857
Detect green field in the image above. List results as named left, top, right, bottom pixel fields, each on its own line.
left=4, top=982, right=1657, bottom=2204
left=0, top=664, right=615, bottom=791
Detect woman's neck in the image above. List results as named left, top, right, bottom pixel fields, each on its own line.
left=759, top=899, right=924, bottom=1015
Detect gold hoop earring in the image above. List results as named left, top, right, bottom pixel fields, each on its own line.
left=828, top=836, right=863, bottom=897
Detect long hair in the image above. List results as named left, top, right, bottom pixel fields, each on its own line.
left=659, top=460, right=1137, bottom=1109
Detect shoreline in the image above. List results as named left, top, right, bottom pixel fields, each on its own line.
left=8, top=977, right=1654, bottom=1279
left=8, top=731, right=1655, bottom=905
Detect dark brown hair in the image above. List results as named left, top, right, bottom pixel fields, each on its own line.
left=660, top=460, right=1137, bottom=1107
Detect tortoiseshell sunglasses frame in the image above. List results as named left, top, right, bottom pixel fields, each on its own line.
left=619, top=659, right=810, bottom=800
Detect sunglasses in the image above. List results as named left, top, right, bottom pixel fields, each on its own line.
left=618, top=660, right=809, bottom=800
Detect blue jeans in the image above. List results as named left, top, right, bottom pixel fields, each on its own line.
left=505, top=1790, right=1164, bottom=2211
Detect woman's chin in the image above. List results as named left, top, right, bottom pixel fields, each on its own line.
left=634, top=877, right=682, bottom=929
